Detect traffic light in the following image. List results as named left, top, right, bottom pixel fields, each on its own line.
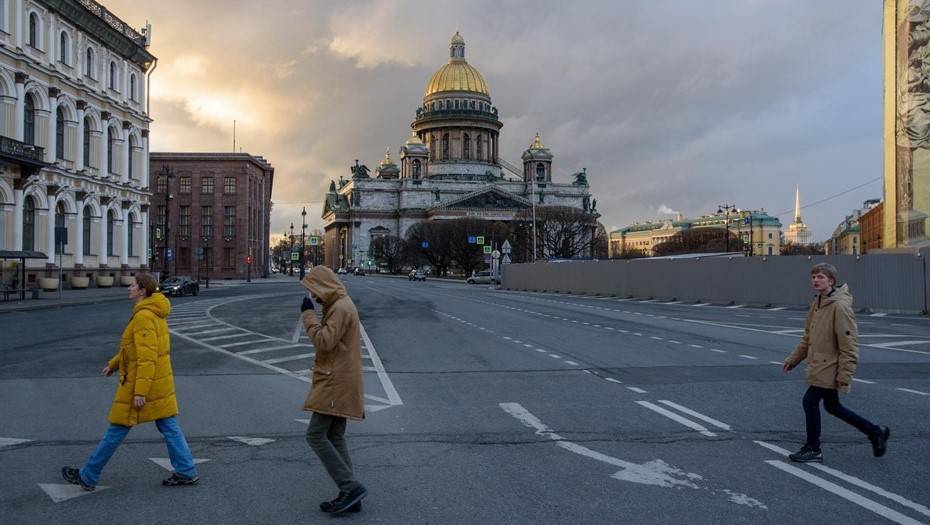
left=245, top=255, right=253, bottom=265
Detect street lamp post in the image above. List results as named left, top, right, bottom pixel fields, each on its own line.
left=202, top=235, right=210, bottom=288
left=717, top=203, right=737, bottom=253
left=299, top=207, right=307, bottom=280
left=158, top=165, right=175, bottom=281
left=289, top=222, right=295, bottom=276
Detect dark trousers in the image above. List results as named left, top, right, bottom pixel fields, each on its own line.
left=306, top=412, right=360, bottom=492
left=802, top=386, right=880, bottom=450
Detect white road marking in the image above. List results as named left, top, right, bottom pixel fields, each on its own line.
left=228, top=436, right=275, bottom=446
left=852, top=378, right=876, bottom=385
left=605, top=378, right=623, bottom=384
left=201, top=333, right=253, bottom=342
left=523, top=343, right=533, bottom=348
left=689, top=344, right=704, bottom=349
left=535, top=348, right=546, bottom=353
left=549, top=354, right=561, bottom=359
left=769, top=361, right=783, bottom=365
left=693, top=303, right=710, bottom=307
left=668, top=340, right=681, bottom=344
left=219, top=339, right=275, bottom=348
left=565, top=360, right=579, bottom=366
left=870, top=313, right=888, bottom=317
left=180, top=327, right=236, bottom=336
left=360, top=323, right=404, bottom=406
left=657, top=400, right=731, bottom=431
left=768, top=307, right=787, bottom=311
left=650, top=336, right=663, bottom=340
left=0, top=437, right=31, bottom=448
left=738, top=355, right=759, bottom=360
left=627, top=387, right=648, bottom=394
left=896, top=388, right=930, bottom=396
left=291, top=318, right=303, bottom=343
left=237, top=344, right=306, bottom=356
left=263, top=353, right=315, bottom=364
left=636, top=401, right=716, bottom=437
left=711, top=349, right=727, bottom=353
left=503, top=336, right=512, bottom=340
left=39, top=483, right=110, bottom=502
left=726, top=304, right=745, bottom=309
left=149, top=457, right=210, bottom=471
left=765, top=461, right=924, bottom=525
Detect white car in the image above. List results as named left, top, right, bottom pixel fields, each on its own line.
left=467, top=271, right=499, bottom=285
left=336, top=267, right=348, bottom=275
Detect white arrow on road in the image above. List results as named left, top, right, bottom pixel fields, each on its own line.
left=39, top=483, right=110, bottom=503
left=228, top=436, right=275, bottom=446
left=148, top=457, right=211, bottom=471
left=0, top=437, right=32, bottom=448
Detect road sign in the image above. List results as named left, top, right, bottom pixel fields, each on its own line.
left=421, top=240, right=429, bottom=249
left=501, top=240, right=512, bottom=254
left=483, top=245, right=492, bottom=254
left=491, top=249, right=501, bottom=259
left=476, top=236, right=485, bottom=245
left=195, top=247, right=204, bottom=261
left=155, top=227, right=162, bottom=240
left=468, top=236, right=476, bottom=244
left=743, top=216, right=750, bottom=225
left=166, top=248, right=174, bottom=261
left=309, top=236, right=320, bottom=246
left=291, top=251, right=299, bottom=261
left=502, top=254, right=511, bottom=264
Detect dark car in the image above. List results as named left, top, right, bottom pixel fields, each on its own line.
left=353, top=267, right=366, bottom=276
left=160, top=276, right=199, bottom=297
left=409, top=269, right=426, bottom=281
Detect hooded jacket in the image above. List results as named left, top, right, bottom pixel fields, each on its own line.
left=107, top=292, right=179, bottom=426
left=301, top=266, right=364, bottom=420
left=785, top=284, right=859, bottom=393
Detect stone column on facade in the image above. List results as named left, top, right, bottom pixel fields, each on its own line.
left=75, top=101, right=85, bottom=170
left=122, top=59, right=129, bottom=104
left=45, top=190, right=57, bottom=264
left=12, top=188, right=24, bottom=250
left=74, top=193, right=85, bottom=267
left=121, top=121, right=131, bottom=183
left=140, top=205, right=148, bottom=269
left=75, top=33, right=83, bottom=79
left=46, top=13, right=55, bottom=66
left=120, top=201, right=130, bottom=267
left=45, top=87, right=59, bottom=163
left=140, top=129, right=149, bottom=188
left=100, top=112, right=110, bottom=178
left=98, top=197, right=109, bottom=267
left=14, top=0, right=23, bottom=49
left=13, top=73, right=26, bottom=141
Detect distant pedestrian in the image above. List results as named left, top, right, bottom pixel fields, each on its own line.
left=300, top=266, right=367, bottom=514
left=783, top=263, right=890, bottom=463
left=62, top=273, right=199, bottom=490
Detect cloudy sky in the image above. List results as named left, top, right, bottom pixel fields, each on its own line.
left=109, top=0, right=883, bottom=241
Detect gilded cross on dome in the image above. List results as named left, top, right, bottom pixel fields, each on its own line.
left=530, top=132, right=545, bottom=149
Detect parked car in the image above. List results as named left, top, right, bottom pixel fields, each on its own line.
left=409, top=269, right=426, bottom=281
left=160, top=276, right=199, bottom=297
left=336, top=267, right=348, bottom=275
left=353, top=267, right=366, bottom=276
left=467, top=271, right=499, bottom=285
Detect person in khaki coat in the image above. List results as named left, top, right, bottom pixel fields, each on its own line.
left=300, top=266, right=367, bottom=514
left=62, top=273, right=199, bottom=491
left=783, top=263, right=890, bottom=463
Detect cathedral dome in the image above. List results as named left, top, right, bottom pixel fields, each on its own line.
left=424, top=32, right=490, bottom=98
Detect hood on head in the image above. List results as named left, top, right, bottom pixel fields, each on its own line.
left=134, top=292, right=171, bottom=318
left=301, top=266, right=346, bottom=307
left=821, top=283, right=852, bottom=307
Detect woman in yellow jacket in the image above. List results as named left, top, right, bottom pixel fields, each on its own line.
left=61, top=273, right=199, bottom=491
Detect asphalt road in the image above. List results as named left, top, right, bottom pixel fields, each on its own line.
left=1, top=276, right=928, bottom=524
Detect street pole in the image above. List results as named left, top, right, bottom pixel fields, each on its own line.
left=300, top=206, right=307, bottom=280
left=159, top=164, right=174, bottom=281
left=289, top=222, right=295, bottom=276
left=717, top=203, right=736, bottom=253
left=530, top=176, right=537, bottom=262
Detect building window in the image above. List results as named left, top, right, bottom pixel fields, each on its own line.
left=106, top=210, right=115, bottom=256
left=179, top=206, right=191, bottom=237
left=536, top=163, right=545, bottom=182
left=128, top=218, right=134, bottom=257
left=224, top=176, right=236, bottom=194
left=59, top=31, right=69, bottom=64
left=201, top=206, right=213, bottom=238
left=201, top=176, right=214, bottom=194
left=55, top=106, right=65, bottom=160
left=129, top=74, right=136, bottom=101
left=85, top=47, right=95, bottom=78
left=768, top=232, right=772, bottom=239
left=441, top=133, right=449, bottom=160
left=476, top=135, right=483, bottom=160
left=156, top=175, right=167, bottom=194
left=22, top=197, right=35, bottom=251
left=23, top=95, right=35, bottom=145
left=179, top=246, right=190, bottom=268
left=127, top=136, right=135, bottom=180
left=109, top=61, right=117, bottom=90
left=107, top=130, right=115, bottom=173
left=224, top=247, right=235, bottom=268
left=463, top=133, right=470, bottom=160
left=83, top=210, right=92, bottom=255
left=28, top=12, right=38, bottom=48
left=83, top=117, right=92, bottom=167
left=54, top=203, right=65, bottom=254
left=412, top=159, right=421, bottom=179
left=224, top=206, right=235, bottom=237
left=179, top=176, right=191, bottom=193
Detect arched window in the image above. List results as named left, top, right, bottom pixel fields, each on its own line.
left=441, top=133, right=449, bottom=161
left=55, top=202, right=65, bottom=254
left=28, top=12, right=38, bottom=48
left=106, top=210, right=114, bottom=256
left=463, top=133, right=470, bottom=160
left=128, top=135, right=136, bottom=180
left=536, top=163, right=546, bottom=181
left=59, top=31, right=68, bottom=64
left=107, top=128, right=115, bottom=173
left=83, top=208, right=92, bottom=255
left=109, top=61, right=116, bottom=90
left=22, top=196, right=35, bottom=251
left=55, top=106, right=64, bottom=160
left=412, top=159, right=421, bottom=179
left=23, top=95, right=35, bottom=145
left=476, top=135, right=483, bottom=161
left=129, top=74, right=136, bottom=100
left=83, top=116, right=92, bottom=168
left=85, top=47, right=94, bottom=78
left=127, top=216, right=134, bottom=257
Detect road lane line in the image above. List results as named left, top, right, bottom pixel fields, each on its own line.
left=711, top=349, right=727, bottom=353
left=263, top=353, right=315, bottom=364
left=291, top=318, right=303, bottom=343
left=181, top=327, right=237, bottom=336
left=896, top=388, right=929, bottom=396
left=360, top=323, right=403, bottom=406
left=535, top=348, right=546, bottom=353
left=635, top=401, right=716, bottom=437
left=657, top=400, right=731, bottom=431
left=738, top=355, right=759, bottom=360
left=238, top=344, right=306, bottom=355
left=549, top=354, right=561, bottom=359
left=605, top=378, right=622, bottom=384
left=627, top=387, right=647, bottom=394
left=870, top=313, right=888, bottom=317
left=689, top=344, right=704, bottom=348
left=668, top=340, right=681, bottom=344
left=201, top=333, right=253, bottom=342
left=852, top=378, right=876, bottom=385
left=768, top=307, right=787, bottom=311
left=764, top=461, right=924, bottom=525
left=755, top=440, right=930, bottom=518
left=726, top=304, right=745, bottom=309
left=565, top=360, right=579, bottom=366
left=769, top=361, right=783, bottom=365
left=219, top=339, right=276, bottom=348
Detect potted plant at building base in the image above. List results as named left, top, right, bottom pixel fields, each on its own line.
left=38, top=277, right=59, bottom=291
left=70, top=275, right=90, bottom=289
left=96, top=274, right=115, bottom=288
left=119, top=275, right=134, bottom=286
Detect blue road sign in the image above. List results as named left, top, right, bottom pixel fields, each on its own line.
left=421, top=241, right=429, bottom=249
left=743, top=217, right=750, bottom=225
left=166, top=248, right=174, bottom=261
left=468, top=236, right=476, bottom=244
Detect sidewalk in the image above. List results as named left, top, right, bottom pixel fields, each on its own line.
left=0, top=274, right=296, bottom=314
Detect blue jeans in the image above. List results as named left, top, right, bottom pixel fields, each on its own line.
left=803, top=386, right=880, bottom=451
left=79, top=416, right=198, bottom=486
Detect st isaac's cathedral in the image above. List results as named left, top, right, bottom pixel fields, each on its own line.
left=321, top=32, right=596, bottom=269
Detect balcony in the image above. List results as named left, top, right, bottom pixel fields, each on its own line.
left=413, top=108, right=502, bottom=126
left=0, top=136, right=47, bottom=168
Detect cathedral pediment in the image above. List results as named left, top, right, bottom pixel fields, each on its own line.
left=432, top=186, right=531, bottom=211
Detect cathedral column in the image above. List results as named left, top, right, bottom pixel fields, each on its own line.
left=75, top=101, right=85, bottom=170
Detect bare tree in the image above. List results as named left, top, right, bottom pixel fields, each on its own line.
left=653, top=228, right=746, bottom=256
left=781, top=241, right=826, bottom=255
left=513, top=206, right=601, bottom=259
left=369, top=235, right=407, bottom=273
left=406, top=221, right=453, bottom=276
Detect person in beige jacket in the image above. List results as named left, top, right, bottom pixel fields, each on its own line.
left=300, top=266, right=366, bottom=514
left=783, top=263, right=890, bottom=463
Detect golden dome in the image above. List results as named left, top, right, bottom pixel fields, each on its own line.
left=529, top=132, right=545, bottom=149
left=425, top=62, right=489, bottom=97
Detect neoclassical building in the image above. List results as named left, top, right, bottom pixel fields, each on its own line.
left=322, top=32, right=596, bottom=268
left=0, top=0, right=154, bottom=289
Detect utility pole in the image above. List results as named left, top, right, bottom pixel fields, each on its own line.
left=717, top=203, right=737, bottom=253
left=158, top=164, right=175, bottom=280
left=299, top=206, right=307, bottom=279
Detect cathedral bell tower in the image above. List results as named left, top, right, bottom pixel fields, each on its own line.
left=400, top=132, right=429, bottom=180
left=521, top=132, right=553, bottom=184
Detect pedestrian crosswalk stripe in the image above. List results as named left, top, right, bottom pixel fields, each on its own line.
left=39, top=483, right=110, bottom=502
left=149, top=457, right=210, bottom=471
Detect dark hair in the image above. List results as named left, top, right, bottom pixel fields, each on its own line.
left=134, top=273, right=158, bottom=297
left=811, top=262, right=837, bottom=285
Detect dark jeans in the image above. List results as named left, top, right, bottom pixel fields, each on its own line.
left=306, top=412, right=360, bottom=492
left=802, top=386, right=880, bottom=450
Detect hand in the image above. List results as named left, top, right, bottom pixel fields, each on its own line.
left=838, top=382, right=849, bottom=391
left=133, top=396, right=146, bottom=409
left=782, top=362, right=793, bottom=373
left=301, top=296, right=315, bottom=312
left=102, top=366, right=114, bottom=376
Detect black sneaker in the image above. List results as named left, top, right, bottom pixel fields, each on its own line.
left=320, top=493, right=362, bottom=513
left=61, top=467, right=95, bottom=492
left=788, top=446, right=823, bottom=463
left=870, top=426, right=890, bottom=458
left=162, top=473, right=199, bottom=486
left=326, top=485, right=367, bottom=514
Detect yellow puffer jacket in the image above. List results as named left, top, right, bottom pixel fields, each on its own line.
left=106, top=292, right=179, bottom=426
